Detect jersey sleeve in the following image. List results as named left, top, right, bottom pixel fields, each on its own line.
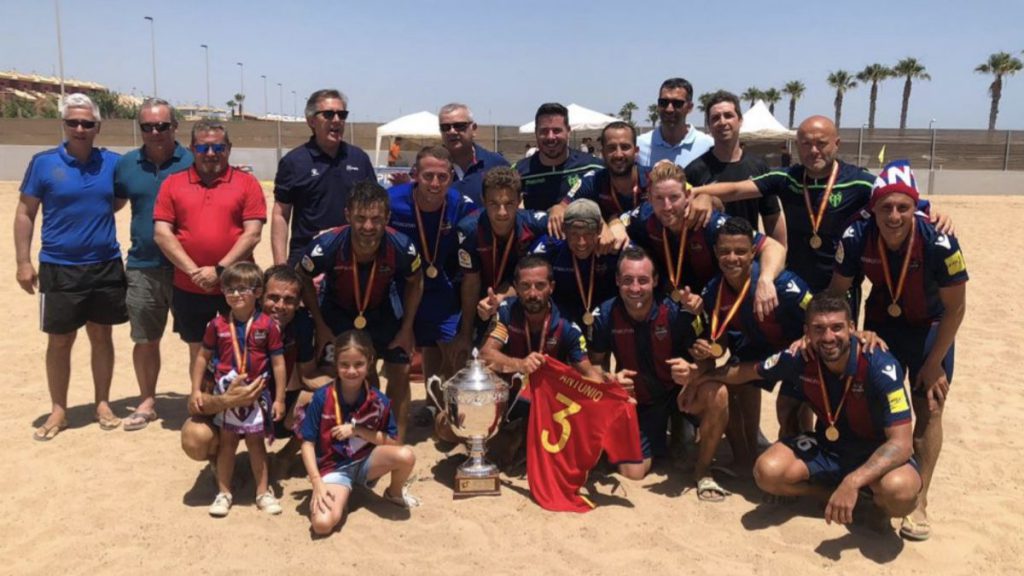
left=529, top=236, right=560, bottom=262
left=571, top=172, right=598, bottom=203
left=671, top=304, right=705, bottom=357
left=758, top=191, right=782, bottom=217
left=300, top=387, right=327, bottom=442
left=266, top=320, right=284, bottom=356
left=564, top=321, right=589, bottom=364
left=298, top=230, right=340, bottom=277
left=930, top=231, right=969, bottom=286
left=201, top=319, right=219, bottom=351
left=834, top=222, right=867, bottom=278
left=684, top=160, right=709, bottom=187
left=589, top=301, right=613, bottom=354
left=19, top=155, right=45, bottom=199
left=869, top=354, right=912, bottom=428
left=113, top=159, right=128, bottom=199
left=242, top=175, right=268, bottom=221
left=394, top=233, right=423, bottom=278
left=776, top=271, right=813, bottom=321
left=272, top=155, right=297, bottom=204
left=456, top=218, right=481, bottom=272
left=152, top=177, right=177, bottom=223
left=752, top=171, right=789, bottom=198
left=756, top=350, right=803, bottom=396
left=526, top=210, right=550, bottom=235
left=486, top=301, right=513, bottom=345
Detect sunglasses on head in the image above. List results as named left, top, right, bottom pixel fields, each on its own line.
left=140, top=122, right=173, bottom=133
left=194, top=143, right=227, bottom=154
left=440, top=122, right=471, bottom=133
left=64, top=119, right=97, bottom=129
left=315, top=109, right=349, bottom=120
left=657, top=98, right=688, bottom=109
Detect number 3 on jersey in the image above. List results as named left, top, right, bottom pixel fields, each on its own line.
left=541, top=393, right=582, bottom=454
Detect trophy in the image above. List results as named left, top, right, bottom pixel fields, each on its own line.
left=427, top=349, right=522, bottom=498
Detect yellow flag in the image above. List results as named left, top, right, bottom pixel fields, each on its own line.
left=877, top=145, right=886, bottom=167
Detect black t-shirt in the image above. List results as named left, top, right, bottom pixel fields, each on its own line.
left=685, top=150, right=780, bottom=229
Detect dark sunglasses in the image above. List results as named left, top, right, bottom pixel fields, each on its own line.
left=440, top=122, right=471, bottom=133
left=140, top=122, right=173, bottom=133
left=657, top=98, right=688, bottom=109
left=315, top=109, right=349, bottom=120
left=194, top=143, right=227, bottom=154
left=64, top=119, right=97, bottom=129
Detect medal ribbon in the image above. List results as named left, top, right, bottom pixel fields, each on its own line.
left=877, top=223, right=916, bottom=309
left=524, top=311, right=551, bottom=355
left=710, top=275, right=751, bottom=343
left=413, top=192, right=447, bottom=272
left=815, top=361, right=854, bottom=432
left=351, top=241, right=378, bottom=317
left=801, top=161, right=839, bottom=240
left=490, top=228, right=515, bottom=290
left=228, top=314, right=255, bottom=377
left=608, top=166, right=640, bottom=214
left=661, top=226, right=688, bottom=293
left=572, top=254, right=595, bottom=316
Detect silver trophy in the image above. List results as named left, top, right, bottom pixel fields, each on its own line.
left=427, top=349, right=523, bottom=497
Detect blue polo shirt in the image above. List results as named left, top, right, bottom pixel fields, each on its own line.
left=114, top=142, right=193, bottom=268
left=451, top=143, right=509, bottom=205
left=636, top=125, right=713, bottom=168
left=20, top=143, right=122, bottom=266
left=274, top=138, right=376, bottom=264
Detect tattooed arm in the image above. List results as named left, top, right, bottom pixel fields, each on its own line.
left=825, top=422, right=913, bottom=524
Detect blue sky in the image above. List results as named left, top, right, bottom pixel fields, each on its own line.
left=2, top=0, right=1022, bottom=129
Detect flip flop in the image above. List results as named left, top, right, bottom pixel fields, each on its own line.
left=97, top=414, right=122, bottom=431
left=900, top=515, right=931, bottom=541
left=123, top=411, right=158, bottom=432
left=696, top=476, right=731, bottom=503
left=33, top=420, right=67, bottom=442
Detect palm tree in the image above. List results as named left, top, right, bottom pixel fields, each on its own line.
left=975, top=51, right=1024, bottom=130
left=226, top=99, right=237, bottom=118
left=826, top=70, right=857, bottom=128
left=234, top=93, right=246, bottom=119
left=697, top=92, right=714, bottom=114
left=782, top=81, right=806, bottom=128
left=619, top=101, right=638, bottom=123
left=740, top=87, right=763, bottom=108
left=857, top=64, right=893, bottom=130
left=647, top=103, right=658, bottom=127
left=761, top=88, right=782, bottom=115
left=893, top=58, right=931, bottom=130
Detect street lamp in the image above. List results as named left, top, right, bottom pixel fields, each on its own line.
left=261, top=74, right=268, bottom=118
left=291, top=90, right=297, bottom=119
left=857, top=123, right=867, bottom=167
left=276, top=82, right=284, bottom=163
left=144, top=16, right=157, bottom=96
left=200, top=44, right=210, bottom=109
left=236, top=62, right=244, bottom=120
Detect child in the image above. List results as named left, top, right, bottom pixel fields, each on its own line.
left=300, top=330, right=420, bottom=536
left=190, top=262, right=287, bottom=517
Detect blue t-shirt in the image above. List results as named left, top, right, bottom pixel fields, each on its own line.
left=513, top=149, right=603, bottom=211
left=451, top=143, right=510, bottom=205
left=114, top=143, right=194, bottom=268
left=20, top=143, right=122, bottom=265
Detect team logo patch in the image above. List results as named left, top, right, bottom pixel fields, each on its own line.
left=887, top=389, right=910, bottom=413
left=835, top=242, right=845, bottom=264
left=311, top=244, right=324, bottom=257
left=882, top=364, right=899, bottom=382
left=458, top=249, right=472, bottom=269
left=691, top=315, right=704, bottom=335
left=762, top=352, right=780, bottom=370
left=935, top=234, right=952, bottom=250
left=407, top=244, right=417, bottom=256
left=799, top=292, right=813, bottom=310
left=310, top=168, right=320, bottom=177
left=785, top=280, right=800, bottom=294
left=253, top=330, right=267, bottom=342
left=533, top=211, right=546, bottom=221
left=410, top=255, right=422, bottom=272
left=567, top=175, right=582, bottom=195
left=654, top=324, right=669, bottom=341
left=945, top=250, right=966, bottom=275
left=457, top=231, right=465, bottom=244
left=576, top=334, right=587, bottom=352
left=300, top=255, right=315, bottom=273
left=828, top=192, right=842, bottom=208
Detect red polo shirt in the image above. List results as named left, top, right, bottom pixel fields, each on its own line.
left=154, top=166, right=266, bottom=294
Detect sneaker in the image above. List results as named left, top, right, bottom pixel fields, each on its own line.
left=209, top=492, right=232, bottom=517
left=256, top=491, right=282, bottom=515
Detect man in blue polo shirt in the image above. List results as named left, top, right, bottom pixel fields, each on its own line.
left=637, top=78, right=713, bottom=169
left=438, top=102, right=509, bottom=205
left=114, top=98, right=193, bottom=432
left=271, top=88, right=376, bottom=265
left=15, top=93, right=128, bottom=441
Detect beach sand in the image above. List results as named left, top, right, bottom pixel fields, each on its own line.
left=2, top=183, right=1021, bottom=575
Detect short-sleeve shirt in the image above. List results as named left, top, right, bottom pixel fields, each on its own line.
left=636, top=125, right=713, bottom=168
left=590, top=295, right=705, bottom=405
left=530, top=237, right=619, bottom=327
left=114, top=143, right=194, bottom=269
left=753, top=161, right=874, bottom=291
left=201, top=311, right=284, bottom=384
left=153, top=166, right=267, bottom=294
left=19, top=143, right=122, bottom=265
left=301, top=383, right=397, bottom=475
left=450, top=144, right=510, bottom=205
left=569, top=167, right=651, bottom=221
left=513, top=149, right=603, bottom=211
left=487, top=298, right=588, bottom=365
left=273, top=139, right=376, bottom=264
left=684, top=150, right=780, bottom=230
left=757, top=342, right=912, bottom=446
left=836, top=214, right=968, bottom=327
left=456, top=209, right=548, bottom=293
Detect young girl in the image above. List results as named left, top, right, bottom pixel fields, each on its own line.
left=300, top=330, right=420, bottom=536
left=190, top=262, right=287, bottom=517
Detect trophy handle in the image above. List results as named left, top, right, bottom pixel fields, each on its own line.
left=425, top=375, right=444, bottom=415
left=505, top=373, right=527, bottom=420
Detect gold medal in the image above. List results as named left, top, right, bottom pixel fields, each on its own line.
left=878, top=225, right=915, bottom=323
left=349, top=241, right=377, bottom=330
left=671, top=288, right=683, bottom=303
left=413, top=192, right=447, bottom=284
left=708, top=275, right=751, bottom=360
left=426, top=265, right=438, bottom=279
left=809, top=234, right=822, bottom=249
left=887, top=303, right=902, bottom=317
left=825, top=425, right=840, bottom=442
left=802, top=162, right=839, bottom=252
left=353, top=314, right=367, bottom=329
left=662, top=227, right=687, bottom=304
left=709, top=342, right=724, bottom=358
left=582, top=311, right=594, bottom=326
left=815, top=362, right=854, bottom=446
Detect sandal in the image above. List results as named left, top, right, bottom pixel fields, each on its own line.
left=900, top=515, right=931, bottom=541
left=696, top=476, right=731, bottom=503
left=33, top=420, right=68, bottom=442
left=383, top=485, right=421, bottom=509
left=123, top=411, right=158, bottom=432
left=97, top=413, right=122, bottom=431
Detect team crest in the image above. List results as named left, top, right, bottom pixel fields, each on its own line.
left=567, top=175, right=582, bottom=195
left=458, top=249, right=472, bottom=268
left=654, top=324, right=669, bottom=341
left=828, top=192, right=842, bottom=208
left=300, top=255, right=315, bottom=273
left=253, top=330, right=267, bottom=342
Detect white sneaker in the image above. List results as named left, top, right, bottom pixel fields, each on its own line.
left=209, top=492, right=232, bottom=517
left=256, top=491, right=282, bottom=515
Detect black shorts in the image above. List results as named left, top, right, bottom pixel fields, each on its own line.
left=781, top=432, right=919, bottom=486
left=39, top=259, right=128, bottom=334
left=172, top=288, right=228, bottom=343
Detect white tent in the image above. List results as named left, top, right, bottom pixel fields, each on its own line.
left=518, top=103, right=620, bottom=133
left=374, top=111, right=440, bottom=165
left=740, top=100, right=795, bottom=140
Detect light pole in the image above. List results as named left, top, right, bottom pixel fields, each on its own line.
left=857, top=123, right=866, bottom=167
left=261, top=75, right=268, bottom=118
left=200, top=44, right=210, bottom=109
left=236, top=62, right=244, bottom=120
left=53, top=0, right=66, bottom=141
left=276, top=82, right=284, bottom=163
left=291, top=90, right=297, bottom=119
left=144, top=16, right=157, bottom=96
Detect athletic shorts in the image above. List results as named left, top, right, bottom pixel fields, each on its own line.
left=126, top=267, right=174, bottom=343
left=38, top=259, right=128, bottom=334
left=172, top=288, right=228, bottom=344
left=872, top=320, right=955, bottom=397
left=323, top=302, right=409, bottom=364
left=411, top=287, right=460, bottom=347
left=322, top=454, right=378, bottom=490
left=636, top=393, right=699, bottom=460
left=781, top=431, right=918, bottom=486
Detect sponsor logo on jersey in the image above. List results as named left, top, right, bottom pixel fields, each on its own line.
left=887, top=389, right=910, bottom=413
left=945, top=250, right=966, bottom=275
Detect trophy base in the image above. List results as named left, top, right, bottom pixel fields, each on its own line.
left=453, top=470, right=501, bottom=498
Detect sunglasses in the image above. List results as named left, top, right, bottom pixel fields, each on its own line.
left=140, top=122, right=173, bottom=133
left=223, top=286, right=257, bottom=297
left=194, top=143, right=227, bottom=154
left=315, top=109, right=349, bottom=120
left=64, top=119, right=97, bottom=129
left=657, top=98, right=689, bottom=109
left=440, top=122, right=471, bottom=133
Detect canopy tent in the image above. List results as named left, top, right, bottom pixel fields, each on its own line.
left=518, top=103, right=620, bottom=133
left=374, top=111, right=440, bottom=165
left=740, top=100, right=795, bottom=140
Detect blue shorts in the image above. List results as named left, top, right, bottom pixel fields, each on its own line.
left=872, top=320, right=955, bottom=397
left=321, top=454, right=378, bottom=490
left=636, top=394, right=699, bottom=460
left=781, top=432, right=918, bottom=487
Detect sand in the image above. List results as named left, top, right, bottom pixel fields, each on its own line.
left=2, top=183, right=1021, bottom=576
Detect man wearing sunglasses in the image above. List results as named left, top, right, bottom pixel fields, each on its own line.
left=15, top=93, right=128, bottom=440
left=637, top=78, right=713, bottom=169
left=114, top=98, right=194, bottom=432
left=154, top=121, right=266, bottom=378
left=271, top=89, right=375, bottom=266
left=438, top=102, right=509, bottom=205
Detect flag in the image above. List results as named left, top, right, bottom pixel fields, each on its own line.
left=877, top=145, right=886, bottom=167
left=525, top=357, right=643, bottom=512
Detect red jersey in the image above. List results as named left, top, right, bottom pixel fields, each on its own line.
left=201, top=311, right=284, bottom=385
left=526, top=357, right=643, bottom=513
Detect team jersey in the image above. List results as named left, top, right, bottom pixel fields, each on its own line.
left=590, top=295, right=705, bottom=405
left=514, top=149, right=603, bottom=211
left=456, top=209, right=549, bottom=292
left=624, top=204, right=766, bottom=295
left=530, top=237, right=619, bottom=328
left=450, top=143, right=510, bottom=205
left=684, top=149, right=780, bottom=231
left=201, top=311, right=284, bottom=385
left=526, top=357, right=643, bottom=513
left=757, top=342, right=912, bottom=446
left=487, top=298, right=588, bottom=365
left=836, top=213, right=968, bottom=328
left=568, top=167, right=651, bottom=221
left=300, top=382, right=397, bottom=475
left=701, top=262, right=812, bottom=361
left=298, top=225, right=421, bottom=315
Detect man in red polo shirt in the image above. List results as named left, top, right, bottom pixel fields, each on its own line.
left=154, top=120, right=266, bottom=374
